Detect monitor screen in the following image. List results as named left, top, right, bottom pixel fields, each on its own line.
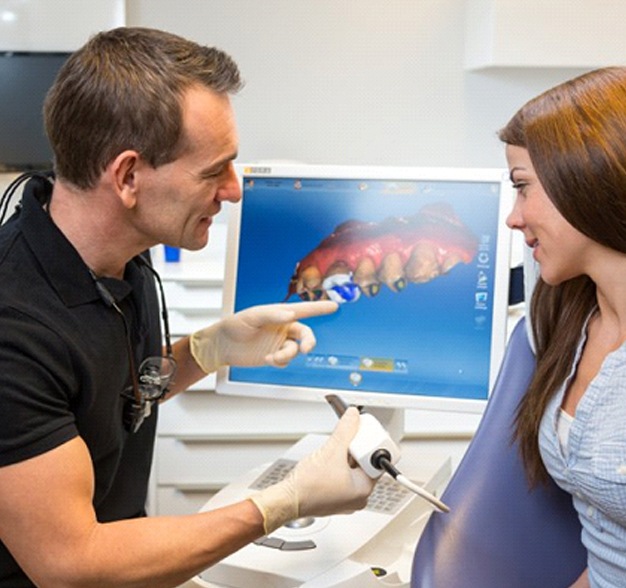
left=0, top=52, right=70, bottom=171
left=217, top=164, right=512, bottom=416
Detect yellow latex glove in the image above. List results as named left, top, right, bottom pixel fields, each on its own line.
left=190, top=301, right=338, bottom=373
left=249, top=407, right=376, bottom=534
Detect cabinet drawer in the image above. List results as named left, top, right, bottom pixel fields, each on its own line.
left=163, top=281, right=223, bottom=311
left=157, top=392, right=335, bottom=437
left=156, top=485, right=220, bottom=517
left=169, top=310, right=220, bottom=336
left=155, top=437, right=293, bottom=485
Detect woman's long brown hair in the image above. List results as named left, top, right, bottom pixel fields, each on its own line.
left=499, top=67, right=626, bottom=485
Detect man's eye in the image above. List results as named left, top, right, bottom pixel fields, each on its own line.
left=202, top=166, right=229, bottom=181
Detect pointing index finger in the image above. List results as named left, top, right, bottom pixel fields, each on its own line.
left=284, top=300, right=339, bottom=320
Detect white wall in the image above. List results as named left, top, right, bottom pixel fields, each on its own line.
left=0, top=0, right=124, bottom=50
left=0, top=1, right=603, bottom=479
left=126, top=0, right=589, bottom=169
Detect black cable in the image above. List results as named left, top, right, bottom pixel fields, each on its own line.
left=137, top=254, right=174, bottom=358
left=0, top=171, right=53, bottom=224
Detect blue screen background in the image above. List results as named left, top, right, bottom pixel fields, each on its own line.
left=228, top=175, right=503, bottom=401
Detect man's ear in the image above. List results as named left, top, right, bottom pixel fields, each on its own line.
left=109, top=150, right=142, bottom=209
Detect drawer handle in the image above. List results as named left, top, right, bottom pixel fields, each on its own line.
left=173, top=434, right=302, bottom=444
left=171, top=483, right=224, bottom=494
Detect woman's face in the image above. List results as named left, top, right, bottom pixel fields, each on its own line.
left=505, top=145, right=593, bottom=286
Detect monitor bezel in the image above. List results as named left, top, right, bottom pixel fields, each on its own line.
left=217, top=164, right=513, bottom=415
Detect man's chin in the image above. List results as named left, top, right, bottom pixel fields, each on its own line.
left=186, top=234, right=210, bottom=252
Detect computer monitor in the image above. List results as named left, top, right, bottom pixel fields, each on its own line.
left=0, top=51, right=70, bottom=171
left=217, top=164, right=513, bottom=435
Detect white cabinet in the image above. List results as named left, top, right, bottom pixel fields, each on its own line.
left=465, top=0, right=626, bottom=70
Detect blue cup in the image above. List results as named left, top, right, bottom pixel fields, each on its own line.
left=163, top=245, right=181, bottom=262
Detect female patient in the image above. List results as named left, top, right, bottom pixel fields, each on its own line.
left=500, top=67, right=626, bottom=588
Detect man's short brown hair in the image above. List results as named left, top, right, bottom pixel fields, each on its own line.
left=44, top=27, right=243, bottom=189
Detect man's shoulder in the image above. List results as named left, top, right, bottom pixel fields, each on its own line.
left=0, top=230, right=47, bottom=300
left=0, top=217, right=20, bottom=262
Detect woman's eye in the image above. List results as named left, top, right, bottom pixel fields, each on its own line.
left=512, top=182, right=528, bottom=194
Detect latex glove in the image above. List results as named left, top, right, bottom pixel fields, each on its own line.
left=190, top=301, right=338, bottom=373
left=249, top=407, right=376, bottom=534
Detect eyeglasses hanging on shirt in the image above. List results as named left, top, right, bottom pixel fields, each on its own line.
left=92, top=257, right=177, bottom=433
left=3, top=173, right=176, bottom=432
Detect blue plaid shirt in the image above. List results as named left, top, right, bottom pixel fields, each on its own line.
left=540, top=324, right=626, bottom=587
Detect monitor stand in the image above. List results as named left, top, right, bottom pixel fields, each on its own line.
left=191, top=433, right=451, bottom=588
left=362, top=406, right=405, bottom=444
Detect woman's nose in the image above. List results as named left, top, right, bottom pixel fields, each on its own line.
left=505, top=197, right=523, bottom=231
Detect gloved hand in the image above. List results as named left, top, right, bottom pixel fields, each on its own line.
left=190, top=301, right=338, bottom=373
left=249, top=407, right=376, bottom=534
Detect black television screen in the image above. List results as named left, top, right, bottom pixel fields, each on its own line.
left=0, top=52, right=70, bottom=171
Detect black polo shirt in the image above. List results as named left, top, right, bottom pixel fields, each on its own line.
left=0, top=175, right=162, bottom=587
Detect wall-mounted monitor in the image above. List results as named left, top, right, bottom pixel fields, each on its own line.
left=0, top=51, right=70, bottom=171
